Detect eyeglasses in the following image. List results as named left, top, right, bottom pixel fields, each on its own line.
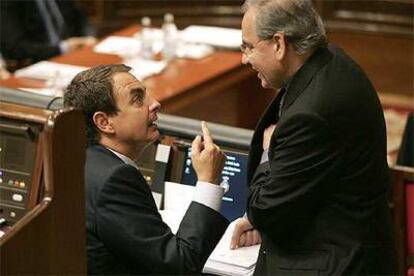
left=240, top=39, right=268, bottom=57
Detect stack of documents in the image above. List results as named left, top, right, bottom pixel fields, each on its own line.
left=15, top=61, right=88, bottom=87
left=158, top=181, right=259, bottom=276
left=94, top=36, right=142, bottom=56
left=203, top=221, right=259, bottom=276
left=176, top=43, right=214, bottom=60
left=180, top=25, right=242, bottom=49
left=126, top=58, right=167, bottom=81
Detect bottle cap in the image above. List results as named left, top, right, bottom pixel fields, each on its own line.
left=164, top=13, right=174, bottom=23
left=141, top=16, right=151, bottom=27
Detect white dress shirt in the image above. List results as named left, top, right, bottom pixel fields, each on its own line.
left=106, top=147, right=224, bottom=212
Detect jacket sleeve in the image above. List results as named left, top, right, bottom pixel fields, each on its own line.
left=96, top=164, right=228, bottom=274
left=247, top=112, right=343, bottom=241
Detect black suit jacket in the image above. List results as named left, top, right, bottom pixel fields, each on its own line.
left=85, top=145, right=228, bottom=275
left=247, top=46, right=397, bottom=275
left=0, top=0, right=95, bottom=62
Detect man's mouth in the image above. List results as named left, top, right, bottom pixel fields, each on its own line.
left=148, top=116, right=158, bottom=127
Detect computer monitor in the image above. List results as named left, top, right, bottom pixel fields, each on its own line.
left=180, top=147, right=248, bottom=221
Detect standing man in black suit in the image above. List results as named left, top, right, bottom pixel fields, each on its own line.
left=64, top=64, right=229, bottom=275
left=231, top=0, right=397, bottom=274
left=0, top=0, right=96, bottom=64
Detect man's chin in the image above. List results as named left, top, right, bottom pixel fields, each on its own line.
left=261, top=79, right=273, bottom=90
left=149, top=129, right=160, bottom=141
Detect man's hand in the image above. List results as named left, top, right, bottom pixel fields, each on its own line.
left=64, top=36, right=97, bottom=52
left=191, top=121, right=226, bottom=184
left=230, top=217, right=261, bottom=249
left=263, top=124, right=277, bottom=150
left=0, top=66, right=10, bottom=80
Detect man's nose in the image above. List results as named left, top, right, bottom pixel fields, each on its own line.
left=150, top=98, right=161, bottom=112
left=241, top=52, right=249, bottom=65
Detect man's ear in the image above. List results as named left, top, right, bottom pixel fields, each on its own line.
left=272, top=32, right=287, bottom=60
left=93, top=111, right=115, bottom=135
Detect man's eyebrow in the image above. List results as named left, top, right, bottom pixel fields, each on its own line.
left=130, top=87, right=146, bottom=95
left=242, top=39, right=251, bottom=46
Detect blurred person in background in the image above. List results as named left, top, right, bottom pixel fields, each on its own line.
left=0, top=0, right=97, bottom=66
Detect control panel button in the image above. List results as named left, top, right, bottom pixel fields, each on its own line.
left=12, top=194, right=23, bottom=202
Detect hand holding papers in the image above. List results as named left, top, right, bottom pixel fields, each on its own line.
left=160, top=181, right=260, bottom=276
left=230, top=217, right=261, bottom=249
left=204, top=220, right=260, bottom=276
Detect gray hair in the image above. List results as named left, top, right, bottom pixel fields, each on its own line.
left=242, top=0, right=327, bottom=55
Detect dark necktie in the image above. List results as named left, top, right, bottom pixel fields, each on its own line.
left=45, top=0, right=65, bottom=38
left=35, top=0, right=65, bottom=45
left=278, top=87, right=287, bottom=118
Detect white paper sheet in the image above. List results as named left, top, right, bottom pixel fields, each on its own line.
left=203, top=219, right=259, bottom=275
left=151, top=192, right=162, bottom=210
left=14, top=61, right=88, bottom=88
left=180, top=25, right=242, bottom=49
left=94, top=36, right=142, bottom=56
left=207, top=220, right=260, bottom=268
left=159, top=186, right=259, bottom=276
left=126, top=58, right=167, bottom=80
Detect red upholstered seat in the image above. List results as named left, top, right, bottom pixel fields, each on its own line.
left=407, top=182, right=414, bottom=276
left=407, top=183, right=414, bottom=255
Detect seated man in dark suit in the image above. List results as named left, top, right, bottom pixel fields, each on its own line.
left=0, top=0, right=96, bottom=64
left=64, top=64, right=229, bottom=275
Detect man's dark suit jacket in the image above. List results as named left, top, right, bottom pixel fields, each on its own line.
left=0, top=0, right=95, bottom=62
left=247, top=45, right=397, bottom=275
left=85, top=145, right=228, bottom=275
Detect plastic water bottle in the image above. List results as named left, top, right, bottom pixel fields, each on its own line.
left=162, top=13, right=178, bottom=60
left=140, top=16, right=153, bottom=59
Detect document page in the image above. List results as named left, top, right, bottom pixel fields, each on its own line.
left=159, top=181, right=259, bottom=276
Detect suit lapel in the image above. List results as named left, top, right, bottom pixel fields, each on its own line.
left=247, top=47, right=333, bottom=183
left=280, top=47, right=333, bottom=114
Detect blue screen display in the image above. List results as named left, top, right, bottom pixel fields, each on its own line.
left=181, top=148, right=248, bottom=221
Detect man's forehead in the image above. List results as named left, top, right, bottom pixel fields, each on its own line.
left=112, top=72, right=146, bottom=92
left=242, top=8, right=258, bottom=43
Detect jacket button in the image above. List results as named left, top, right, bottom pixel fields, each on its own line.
left=262, top=250, right=267, bottom=254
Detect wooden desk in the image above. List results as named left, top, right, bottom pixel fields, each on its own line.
left=0, top=25, right=272, bottom=129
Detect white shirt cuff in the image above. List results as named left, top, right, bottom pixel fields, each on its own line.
left=193, top=181, right=224, bottom=212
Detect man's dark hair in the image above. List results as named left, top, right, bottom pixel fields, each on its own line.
left=64, top=64, right=131, bottom=145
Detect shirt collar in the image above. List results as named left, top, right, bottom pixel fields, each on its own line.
left=105, top=147, right=139, bottom=171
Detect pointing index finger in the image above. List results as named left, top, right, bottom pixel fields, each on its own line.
left=201, top=121, right=213, bottom=144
